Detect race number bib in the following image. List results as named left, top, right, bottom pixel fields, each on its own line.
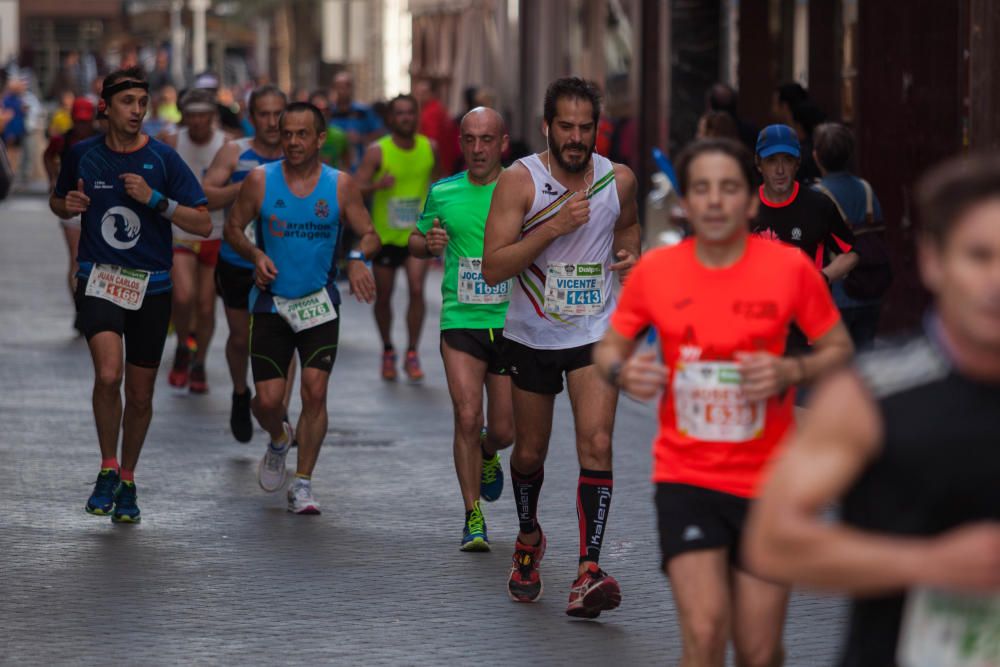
left=388, top=197, right=421, bottom=230
left=543, top=262, right=604, bottom=316
left=458, top=257, right=510, bottom=305
left=273, top=288, right=338, bottom=333
left=673, top=361, right=765, bottom=442
left=84, top=264, right=149, bottom=311
left=898, top=588, right=1000, bottom=667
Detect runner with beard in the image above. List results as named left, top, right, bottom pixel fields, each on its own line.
left=482, top=77, right=640, bottom=618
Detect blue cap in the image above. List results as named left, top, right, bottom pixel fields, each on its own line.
left=755, top=124, right=800, bottom=158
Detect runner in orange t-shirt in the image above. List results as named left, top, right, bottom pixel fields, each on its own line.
left=593, top=138, right=853, bottom=666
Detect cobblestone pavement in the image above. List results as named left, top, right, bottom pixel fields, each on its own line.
left=1, top=195, right=846, bottom=665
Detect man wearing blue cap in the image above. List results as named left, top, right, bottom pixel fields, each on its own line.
left=752, top=124, right=857, bottom=354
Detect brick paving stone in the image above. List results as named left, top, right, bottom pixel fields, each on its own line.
left=0, top=195, right=847, bottom=665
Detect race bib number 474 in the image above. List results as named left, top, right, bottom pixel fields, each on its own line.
left=543, top=262, right=604, bottom=316
left=84, top=264, right=149, bottom=311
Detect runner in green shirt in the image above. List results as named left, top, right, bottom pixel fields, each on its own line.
left=410, top=107, right=513, bottom=552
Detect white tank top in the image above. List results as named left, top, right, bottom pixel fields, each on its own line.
left=503, top=153, right=621, bottom=349
left=173, top=127, right=226, bottom=240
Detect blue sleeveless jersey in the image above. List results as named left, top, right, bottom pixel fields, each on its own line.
left=249, top=162, right=342, bottom=313
left=54, top=134, right=207, bottom=294
left=219, top=138, right=283, bottom=269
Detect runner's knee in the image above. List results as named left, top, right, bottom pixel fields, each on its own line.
left=454, top=404, right=484, bottom=437
left=299, top=380, right=328, bottom=411
left=682, top=613, right=729, bottom=662
left=579, top=430, right=613, bottom=466
left=734, top=634, right=784, bottom=667
left=95, top=367, right=123, bottom=390
left=123, top=384, right=153, bottom=412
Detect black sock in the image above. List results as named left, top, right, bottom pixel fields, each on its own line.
left=510, top=464, right=544, bottom=536
left=577, top=468, right=613, bottom=564
left=384, top=344, right=394, bottom=353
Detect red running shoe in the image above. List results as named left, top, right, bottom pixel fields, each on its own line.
left=404, top=350, right=424, bottom=383
left=168, top=345, right=190, bottom=388
left=565, top=562, right=622, bottom=618
left=381, top=350, right=397, bottom=381
left=507, top=529, right=546, bottom=603
left=189, top=363, right=208, bottom=394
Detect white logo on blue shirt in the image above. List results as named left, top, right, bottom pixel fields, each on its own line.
left=101, top=206, right=142, bottom=250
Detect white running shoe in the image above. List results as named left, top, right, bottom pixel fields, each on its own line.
left=287, top=478, right=321, bottom=514
left=257, top=422, right=293, bottom=492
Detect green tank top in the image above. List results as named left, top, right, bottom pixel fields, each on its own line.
left=371, top=134, right=434, bottom=247
left=416, top=171, right=509, bottom=330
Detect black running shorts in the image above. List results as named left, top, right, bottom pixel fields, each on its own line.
left=441, top=328, right=509, bottom=375
left=503, top=338, right=594, bottom=395
left=214, top=258, right=255, bottom=310
left=74, top=282, right=172, bottom=368
left=655, top=482, right=751, bottom=570
left=249, top=310, right=340, bottom=382
left=373, top=244, right=409, bottom=269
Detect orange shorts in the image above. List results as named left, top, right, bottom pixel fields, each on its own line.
left=173, top=238, right=222, bottom=267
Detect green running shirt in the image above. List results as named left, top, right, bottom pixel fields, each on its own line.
left=372, top=134, right=434, bottom=247
left=417, top=171, right=510, bottom=331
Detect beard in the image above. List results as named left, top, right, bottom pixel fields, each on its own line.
left=547, top=131, right=594, bottom=174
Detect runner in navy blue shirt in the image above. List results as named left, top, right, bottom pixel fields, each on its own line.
left=49, top=66, right=211, bottom=524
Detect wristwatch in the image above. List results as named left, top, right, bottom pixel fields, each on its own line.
left=347, top=250, right=366, bottom=262
left=155, top=197, right=169, bottom=214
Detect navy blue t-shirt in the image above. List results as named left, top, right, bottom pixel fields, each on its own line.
left=54, top=134, right=207, bottom=293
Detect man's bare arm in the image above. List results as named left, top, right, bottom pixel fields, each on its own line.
left=338, top=173, right=381, bottom=259
left=482, top=165, right=589, bottom=286
left=201, top=141, right=242, bottom=211
left=746, top=369, right=1000, bottom=595
left=223, top=169, right=265, bottom=264
left=354, top=143, right=385, bottom=198
left=610, top=165, right=641, bottom=281
left=824, top=251, right=860, bottom=282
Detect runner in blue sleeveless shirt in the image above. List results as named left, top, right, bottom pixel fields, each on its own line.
left=50, top=66, right=211, bottom=524
left=202, top=85, right=288, bottom=442
left=225, top=102, right=380, bottom=514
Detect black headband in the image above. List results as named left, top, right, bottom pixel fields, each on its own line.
left=101, top=79, right=149, bottom=101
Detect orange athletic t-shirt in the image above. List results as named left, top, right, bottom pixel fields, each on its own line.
left=609, top=236, right=840, bottom=498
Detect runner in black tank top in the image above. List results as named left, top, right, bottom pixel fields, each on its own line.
left=744, top=153, right=1000, bottom=667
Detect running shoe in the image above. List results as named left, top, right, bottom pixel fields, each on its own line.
left=404, top=350, right=424, bottom=383
left=287, top=478, right=321, bottom=514
left=381, top=350, right=398, bottom=381
left=565, top=562, right=622, bottom=619
left=507, top=528, right=546, bottom=602
left=189, top=363, right=208, bottom=394
left=112, top=481, right=141, bottom=524
left=168, top=344, right=190, bottom=388
left=85, top=468, right=120, bottom=516
left=230, top=390, right=253, bottom=443
left=480, top=450, right=504, bottom=502
left=257, top=422, right=293, bottom=492
left=460, top=500, right=490, bottom=552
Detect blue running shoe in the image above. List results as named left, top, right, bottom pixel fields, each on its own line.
left=85, top=468, right=120, bottom=516
left=112, top=481, right=141, bottom=523
left=461, top=501, right=490, bottom=552
left=480, top=434, right=504, bottom=501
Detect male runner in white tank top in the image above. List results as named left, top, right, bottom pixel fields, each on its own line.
left=482, top=77, right=640, bottom=618
left=162, top=88, right=229, bottom=394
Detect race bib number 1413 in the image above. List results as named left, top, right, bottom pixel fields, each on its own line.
left=543, top=262, right=604, bottom=316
